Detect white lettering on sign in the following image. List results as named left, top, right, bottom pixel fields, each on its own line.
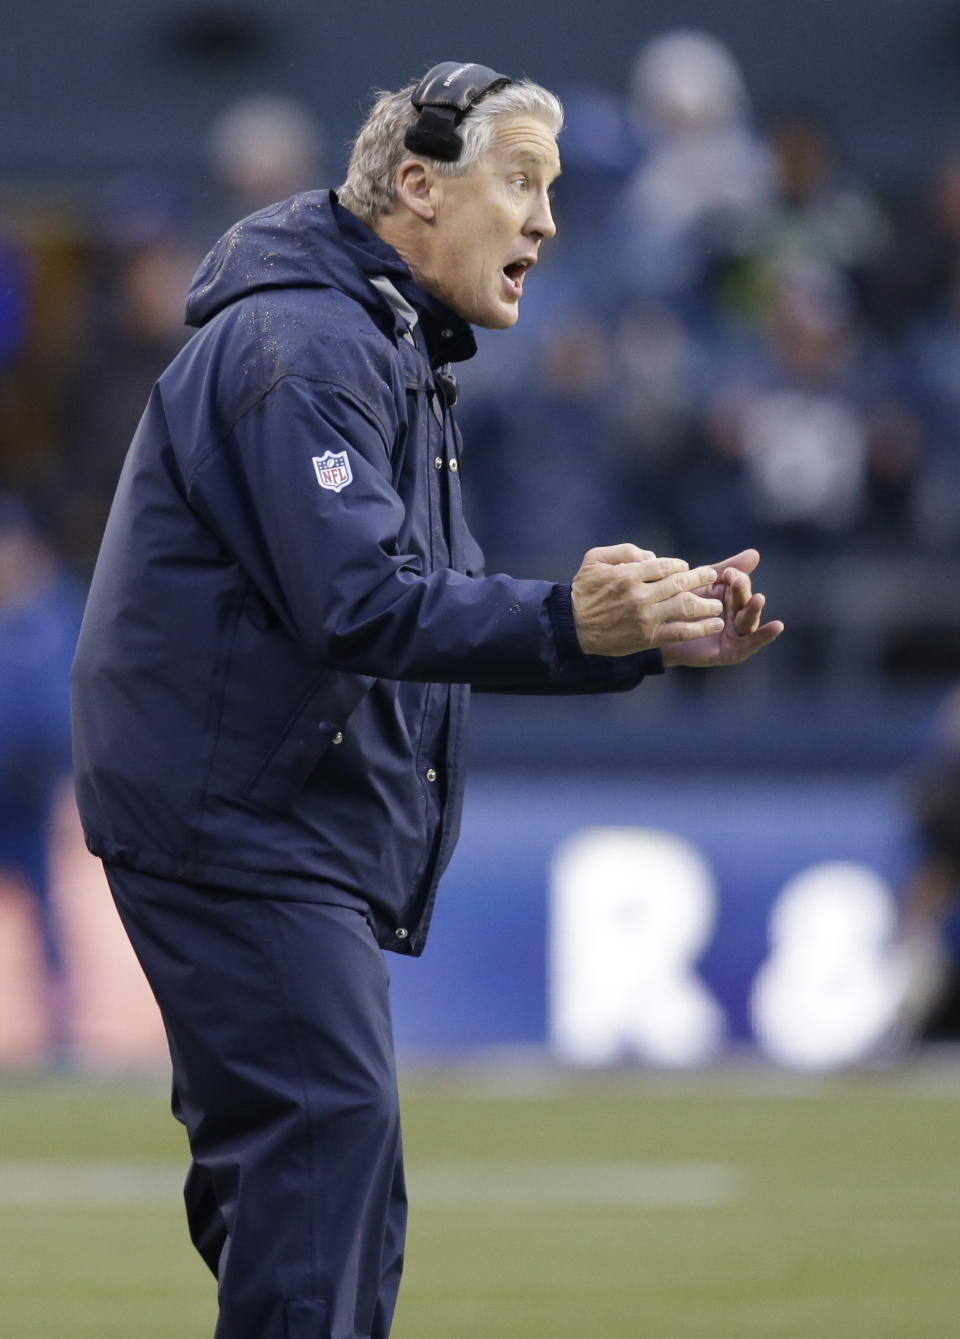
left=749, top=862, right=903, bottom=1069
left=549, top=830, right=907, bottom=1071
left=550, top=828, right=725, bottom=1067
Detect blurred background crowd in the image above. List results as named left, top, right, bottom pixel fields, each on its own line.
left=4, top=0, right=960, bottom=1064
left=4, top=15, right=960, bottom=679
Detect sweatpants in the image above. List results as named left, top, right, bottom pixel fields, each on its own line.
left=105, top=864, right=407, bottom=1339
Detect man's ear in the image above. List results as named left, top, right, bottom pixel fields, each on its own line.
left=394, top=159, right=437, bottom=221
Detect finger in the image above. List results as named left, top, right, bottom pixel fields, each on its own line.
left=655, top=617, right=726, bottom=646
left=583, top=543, right=658, bottom=566
left=722, top=566, right=751, bottom=589
left=714, top=548, right=760, bottom=576
left=744, top=619, right=784, bottom=649
left=734, top=592, right=765, bottom=637
left=723, top=570, right=753, bottom=612
left=663, top=592, right=726, bottom=627
left=728, top=619, right=785, bottom=660
left=634, top=555, right=698, bottom=583
left=649, top=564, right=719, bottom=602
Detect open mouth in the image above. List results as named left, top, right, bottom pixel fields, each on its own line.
left=502, top=259, right=533, bottom=295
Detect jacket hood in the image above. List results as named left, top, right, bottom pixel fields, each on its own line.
left=185, top=190, right=413, bottom=329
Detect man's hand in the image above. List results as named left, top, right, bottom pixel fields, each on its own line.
left=571, top=544, right=726, bottom=656
left=660, top=548, right=784, bottom=668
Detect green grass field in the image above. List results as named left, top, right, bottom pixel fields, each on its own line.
left=1, top=1060, right=958, bottom=1338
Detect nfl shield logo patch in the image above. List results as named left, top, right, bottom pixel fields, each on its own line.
left=312, top=450, right=353, bottom=493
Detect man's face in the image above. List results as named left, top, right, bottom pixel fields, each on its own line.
left=419, top=115, right=560, bottom=329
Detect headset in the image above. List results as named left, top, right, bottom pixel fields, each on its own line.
left=403, top=61, right=512, bottom=162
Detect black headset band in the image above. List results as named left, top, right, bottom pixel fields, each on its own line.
left=403, top=62, right=512, bottom=162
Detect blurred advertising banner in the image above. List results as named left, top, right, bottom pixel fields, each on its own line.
left=0, top=772, right=910, bottom=1070
left=389, top=771, right=911, bottom=1069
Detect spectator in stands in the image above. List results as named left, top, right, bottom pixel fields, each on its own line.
left=864, top=147, right=960, bottom=340
left=763, top=114, right=888, bottom=276
left=205, top=93, right=325, bottom=232
left=607, top=299, right=711, bottom=555
left=59, top=230, right=195, bottom=572
left=686, top=258, right=920, bottom=557
left=610, top=29, right=775, bottom=307
left=0, top=495, right=83, bottom=1053
left=903, top=257, right=960, bottom=553
left=464, top=316, right=621, bottom=576
left=714, top=111, right=889, bottom=330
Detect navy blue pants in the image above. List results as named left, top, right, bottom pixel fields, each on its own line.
left=105, top=865, right=407, bottom=1339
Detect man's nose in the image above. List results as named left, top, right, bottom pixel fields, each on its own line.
left=525, top=191, right=557, bottom=241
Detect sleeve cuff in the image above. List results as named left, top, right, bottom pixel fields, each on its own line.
left=634, top=648, right=664, bottom=675
left=548, top=584, right=585, bottom=660
left=547, top=585, right=664, bottom=678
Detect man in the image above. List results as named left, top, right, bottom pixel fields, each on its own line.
left=71, top=63, right=782, bottom=1339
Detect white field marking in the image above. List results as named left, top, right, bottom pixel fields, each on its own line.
left=0, top=1160, right=739, bottom=1209
left=408, top=1162, right=739, bottom=1208
left=0, top=1161, right=183, bottom=1206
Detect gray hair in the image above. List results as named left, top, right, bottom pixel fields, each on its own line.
left=339, top=76, right=563, bottom=224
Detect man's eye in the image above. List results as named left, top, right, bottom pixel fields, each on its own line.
left=511, top=176, right=528, bottom=190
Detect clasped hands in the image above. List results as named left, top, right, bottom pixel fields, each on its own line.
left=570, top=544, right=784, bottom=668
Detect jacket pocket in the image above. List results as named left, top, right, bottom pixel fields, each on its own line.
left=285, top=1297, right=329, bottom=1338
left=239, top=668, right=376, bottom=813
left=240, top=673, right=341, bottom=813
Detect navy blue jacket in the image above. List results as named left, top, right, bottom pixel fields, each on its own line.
left=71, top=191, right=661, bottom=953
